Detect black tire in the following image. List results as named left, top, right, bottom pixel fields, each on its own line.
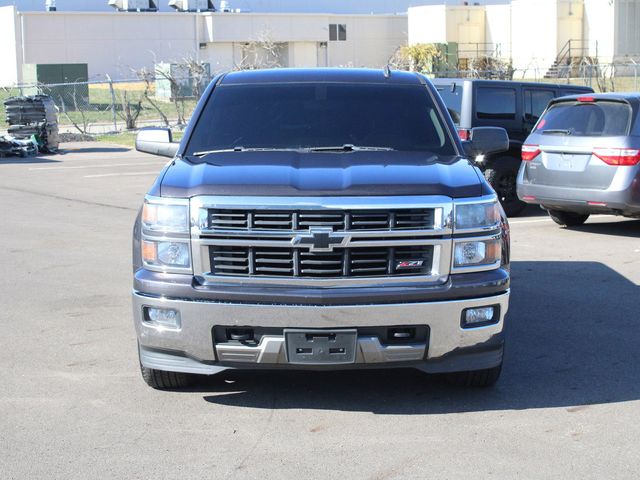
left=140, top=363, right=196, bottom=390
left=485, top=162, right=526, bottom=217
left=547, top=209, right=590, bottom=227
left=444, top=363, right=502, bottom=388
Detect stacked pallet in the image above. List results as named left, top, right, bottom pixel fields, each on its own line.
left=3, top=95, right=59, bottom=153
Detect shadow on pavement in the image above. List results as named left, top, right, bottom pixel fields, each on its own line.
left=0, top=155, right=61, bottom=164
left=571, top=218, right=640, bottom=239
left=62, top=146, right=131, bottom=153
left=511, top=204, right=546, bottom=218
left=200, top=260, right=640, bottom=414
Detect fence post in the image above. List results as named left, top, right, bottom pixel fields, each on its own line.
left=106, top=74, right=118, bottom=132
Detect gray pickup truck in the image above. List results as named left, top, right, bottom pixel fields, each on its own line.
left=132, top=68, right=512, bottom=389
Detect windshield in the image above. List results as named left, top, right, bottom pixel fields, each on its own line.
left=435, top=84, right=462, bottom=125
left=535, top=100, right=632, bottom=137
left=185, top=83, right=456, bottom=155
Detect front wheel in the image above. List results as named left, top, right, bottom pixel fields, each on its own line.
left=485, top=163, right=526, bottom=217
left=444, top=363, right=502, bottom=388
left=547, top=209, right=590, bottom=227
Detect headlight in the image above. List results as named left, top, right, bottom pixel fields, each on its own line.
left=455, top=201, right=500, bottom=231
left=140, top=196, right=191, bottom=273
left=142, top=202, right=189, bottom=233
left=142, top=240, right=191, bottom=268
left=453, top=238, right=501, bottom=269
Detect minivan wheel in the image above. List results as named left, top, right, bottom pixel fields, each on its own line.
left=140, top=363, right=197, bottom=390
left=547, top=209, right=590, bottom=227
left=484, top=163, right=526, bottom=217
left=444, top=363, right=502, bottom=388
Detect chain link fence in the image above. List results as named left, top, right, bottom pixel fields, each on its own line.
left=1, top=74, right=212, bottom=135
left=430, top=62, right=640, bottom=91
left=2, top=62, right=640, bottom=136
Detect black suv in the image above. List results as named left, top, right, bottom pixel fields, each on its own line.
left=433, top=79, right=593, bottom=216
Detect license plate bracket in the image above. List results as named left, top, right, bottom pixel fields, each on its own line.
left=284, top=329, right=357, bottom=365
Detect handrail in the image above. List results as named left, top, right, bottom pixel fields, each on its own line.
left=556, top=39, right=596, bottom=66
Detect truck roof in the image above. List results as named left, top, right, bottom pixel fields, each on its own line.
left=220, top=68, right=425, bottom=85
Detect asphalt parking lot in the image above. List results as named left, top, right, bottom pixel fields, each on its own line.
left=1, top=143, right=639, bottom=479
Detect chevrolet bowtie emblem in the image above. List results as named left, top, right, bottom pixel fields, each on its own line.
left=291, top=228, right=349, bottom=252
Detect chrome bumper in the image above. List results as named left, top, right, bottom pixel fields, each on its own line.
left=134, top=290, right=509, bottom=374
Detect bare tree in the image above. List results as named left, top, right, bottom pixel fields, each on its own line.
left=56, top=83, right=91, bottom=134
left=235, top=31, right=284, bottom=70
left=154, top=64, right=188, bottom=125
left=117, top=87, right=146, bottom=130
left=181, top=56, right=210, bottom=99
left=583, top=58, right=615, bottom=92
left=135, top=67, right=169, bottom=127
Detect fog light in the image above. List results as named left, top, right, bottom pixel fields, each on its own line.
left=144, top=307, right=181, bottom=329
left=462, top=306, right=498, bottom=328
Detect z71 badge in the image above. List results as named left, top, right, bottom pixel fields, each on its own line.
left=396, top=260, right=424, bottom=269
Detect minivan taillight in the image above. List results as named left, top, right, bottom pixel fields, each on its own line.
left=457, top=129, right=470, bottom=141
left=593, top=148, right=640, bottom=166
left=521, top=144, right=540, bottom=161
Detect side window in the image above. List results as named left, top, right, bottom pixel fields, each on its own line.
left=524, top=89, right=555, bottom=122
left=329, top=24, right=347, bottom=41
left=476, top=87, right=516, bottom=120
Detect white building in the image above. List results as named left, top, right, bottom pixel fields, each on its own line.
left=408, top=0, right=640, bottom=76
left=0, top=6, right=407, bottom=86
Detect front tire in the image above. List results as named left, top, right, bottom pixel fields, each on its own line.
left=444, top=363, right=502, bottom=388
left=140, top=363, right=196, bottom=390
left=485, top=161, right=526, bottom=217
left=547, top=209, right=589, bottom=227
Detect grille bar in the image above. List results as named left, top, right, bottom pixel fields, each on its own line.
left=209, top=245, right=433, bottom=278
left=208, top=208, right=435, bottom=232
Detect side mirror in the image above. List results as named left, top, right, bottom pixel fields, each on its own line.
left=463, top=127, right=509, bottom=157
left=135, top=127, right=179, bottom=158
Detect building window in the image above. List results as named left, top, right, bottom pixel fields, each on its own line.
left=329, top=24, right=347, bottom=41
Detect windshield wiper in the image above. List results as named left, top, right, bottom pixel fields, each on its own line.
left=541, top=129, right=573, bottom=135
left=191, top=147, right=301, bottom=157
left=308, top=144, right=395, bottom=152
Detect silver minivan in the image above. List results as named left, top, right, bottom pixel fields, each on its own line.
left=517, top=93, right=640, bottom=226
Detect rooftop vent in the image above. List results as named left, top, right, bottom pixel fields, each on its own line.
left=168, top=0, right=215, bottom=12
left=108, top=0, right=158, bottom=12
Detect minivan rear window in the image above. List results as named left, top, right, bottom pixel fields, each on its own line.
left=186, top=83, right=456, bottom=155
left=536, top=100, right=631, bottom=136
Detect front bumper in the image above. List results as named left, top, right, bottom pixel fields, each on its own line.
left=133, top=290, right=509, bottom=375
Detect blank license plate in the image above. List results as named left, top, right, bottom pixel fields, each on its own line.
left=284, top=329, right=357, bottom=365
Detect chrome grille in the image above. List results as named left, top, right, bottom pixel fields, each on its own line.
left=192, top=196, right=455, bottom=286
left=207, top=208, right=435, bottom=231
left=209, top=245, right=434, bottom=277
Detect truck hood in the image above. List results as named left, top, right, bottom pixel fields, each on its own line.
left=159, top=151, right=484, bottom=198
